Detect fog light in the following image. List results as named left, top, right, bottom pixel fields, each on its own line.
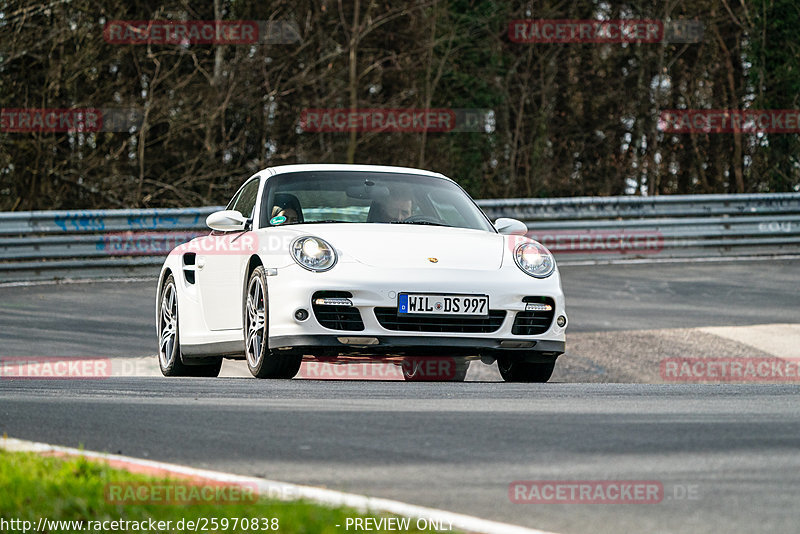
left=314, top=297, right=353, bottom=306
left=525, top=303, right=553, bottom=312
left=295, top=309, right=309, bottom=321
left=556, top=315, right=567, bottom=328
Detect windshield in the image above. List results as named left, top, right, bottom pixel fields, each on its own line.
left=260, top=171, right=495, bottom=232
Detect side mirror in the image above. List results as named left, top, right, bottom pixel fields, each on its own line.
left=494, top=217, right=528, bottom=236
left=206, top=210, right=248, bottom=232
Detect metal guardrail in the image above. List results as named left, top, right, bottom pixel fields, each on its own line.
left=1, top=193, right=800, bottom=282
left=480, top=193, right=800, bottom=262
left=0, top=208, right=222, bottom=282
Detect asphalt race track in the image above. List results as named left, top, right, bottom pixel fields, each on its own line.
left=2, top=259, right=800, bottom=534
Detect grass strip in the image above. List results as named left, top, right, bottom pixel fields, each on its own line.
left=0, top=450, right=455, bottom=533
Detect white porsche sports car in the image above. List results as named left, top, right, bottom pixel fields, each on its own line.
left=156, top=164, right=567, bottom=382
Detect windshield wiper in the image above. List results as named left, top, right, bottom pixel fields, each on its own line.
left=298, top=219, right=352, bottom=224
left=390, top=220, right=451, bottom=227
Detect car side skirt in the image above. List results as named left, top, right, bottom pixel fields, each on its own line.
left=182, top=340, right=244, bottom=357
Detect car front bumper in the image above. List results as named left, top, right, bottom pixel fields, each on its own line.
left=266, top=261, right=567, bottom=359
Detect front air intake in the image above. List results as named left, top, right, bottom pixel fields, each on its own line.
left=512, top=297, right=556, bottom=335
left=311, top=291, right=364, bottom=331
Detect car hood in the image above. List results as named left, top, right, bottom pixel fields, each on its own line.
left=288, top=224, right=505, bottom=270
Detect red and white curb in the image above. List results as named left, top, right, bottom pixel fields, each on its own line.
left=1, top=436, right=557, bottom=534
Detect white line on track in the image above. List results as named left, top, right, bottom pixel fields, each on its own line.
left=1, top=436, right=558, bottom=534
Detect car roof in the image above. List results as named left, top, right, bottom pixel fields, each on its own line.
left=263, top=164, right=451, bottom=181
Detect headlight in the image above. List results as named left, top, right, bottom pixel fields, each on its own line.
left=514, top=242, right=555, bottom=278
left=291, top=236, right=337, bottom=272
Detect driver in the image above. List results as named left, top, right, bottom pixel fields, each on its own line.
left=372, top=190, right=413, bottom=222
left=271, top=205, right=299, bottom=224
left=271, top=193, right=302, bottom=224
left=384, top=195, right=412, bottom=222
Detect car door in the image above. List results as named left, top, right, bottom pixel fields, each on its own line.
left=197, top=176, right=261, bottom=331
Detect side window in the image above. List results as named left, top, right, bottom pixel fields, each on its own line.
left=230, top=179, right=260, bottom=219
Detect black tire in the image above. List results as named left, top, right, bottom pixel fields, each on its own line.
left=497, top=357, right=556, bottom=383
left=244, top=266, right=302, bottom=379
left=402, top=357, right=469, bottom=382
left=157, top=275, right=222, bottom=377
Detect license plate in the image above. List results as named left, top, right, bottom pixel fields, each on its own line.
left=398, top=294, right=489, bottom=316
